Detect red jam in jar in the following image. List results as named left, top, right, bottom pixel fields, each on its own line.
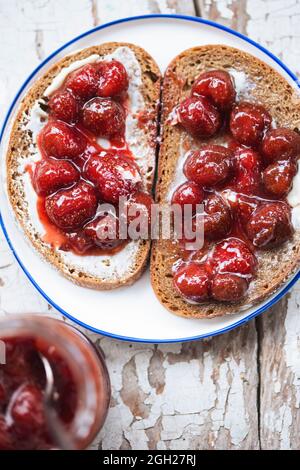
left=0, top=315, right=111, bottom=450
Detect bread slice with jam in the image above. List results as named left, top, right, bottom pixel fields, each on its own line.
left=151, top=45, right=300, bottom=318
left=7, top=42, right=161, bottom=289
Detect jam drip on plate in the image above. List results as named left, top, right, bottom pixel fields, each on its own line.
left=171, top=69, right=300, bottom=303
left=28, top=58, right=153, bottom=256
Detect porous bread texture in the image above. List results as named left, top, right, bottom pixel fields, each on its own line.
left=151, top=44, right=300, bottom=318
left=7, top=42, right=161, bottom=289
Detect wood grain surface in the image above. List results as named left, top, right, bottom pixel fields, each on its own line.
left=0, top=0, right=299, bottom=450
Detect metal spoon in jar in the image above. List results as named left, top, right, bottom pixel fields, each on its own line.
left=39, top=353, right=76, bottom=450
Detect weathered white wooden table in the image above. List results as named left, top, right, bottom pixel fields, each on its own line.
left=0, top=0, right=299, bottom=450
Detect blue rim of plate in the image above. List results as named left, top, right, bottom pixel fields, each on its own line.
left=1, top=13, right=300, bottom=343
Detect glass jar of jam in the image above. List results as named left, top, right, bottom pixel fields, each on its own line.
left=0, top=315, right=111, bottom=450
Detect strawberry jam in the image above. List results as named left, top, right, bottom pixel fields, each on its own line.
left=171, top=69, right=298, bottom=303
left=29, top=59, right=153, bottom=256
left=0, top=337, right=76, bottom=449
left=176, top=96, right=221, bottom=138
left=191, top=70, right=236, bottom=110
left=0, top=316, right=111, bottom=450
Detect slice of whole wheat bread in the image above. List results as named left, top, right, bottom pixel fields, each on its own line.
left=151, top=44, right=300, bottom=318
left=7, top=42, right=161, bottom=289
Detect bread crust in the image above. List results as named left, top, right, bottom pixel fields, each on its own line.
left=151, top=44, right=300, bottom=318
left=7, top=42, right=161, bottom=289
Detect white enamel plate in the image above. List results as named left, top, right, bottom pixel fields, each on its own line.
left=1, top=15, right=300, bottom=342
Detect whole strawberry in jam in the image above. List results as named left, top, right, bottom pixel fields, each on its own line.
left=84, top=153, right=142, bottom=204
left=246, top=202, right=293, bottom=248
left=71, top=144, right=102, bottom=172
left=192, top=70, right=236, bottom=110
left=211, top=237, right=257, bottom=280
left=65, top=232, right=95, bottom=255
left=211, top=273, right=248, bottom=302
left=232, top=148, right=261, bottom=194
left=173, top=262, right=211, bottom=302
left=33, top=158, right=79, bottom=196
left=184, top=145, right=233, bottom=187
left=48, top=90, right=79, bottom=123
left=261, top=128, right=300, bottom=163
left=225, top=192, right=261, bottom=227
left=10, top=384, right=46, bottom=437
left=236, top=195, right=261, bottom=224
left=171, top=181, right=204, bottom=212
left=230, top=102, right=272, bottom=147
left=65, top=63, right=100, bottom=100
left=262, top=160, right=296, bottom=197
left=97, top=60, right=129, bottom=97
left=45, top=181, right=98, bottom=231
left=227, top=139, right=246, bottom=154
left=203, top=194, right=232, bottom=241
left=176, top=96, right=221, bottom=138
left=41, top=120, right=86, bottom=159
left=82, top=97, right=125, bottom=139
left=83, top=213, right=122, bottom=249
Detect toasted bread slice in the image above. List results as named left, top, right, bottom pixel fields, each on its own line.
left=7, top=42, right=161, bottom=289
left=151, top=45, right=300, bottom=318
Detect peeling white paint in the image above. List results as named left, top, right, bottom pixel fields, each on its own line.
left=217, top=0, right=234, bottom=20
left=100, top=403, right=133, bottom=450
left=274, top=381, right=281, bottom=394
left=285, top=287, right=300, bottom=408
left=246, top=0, right=300, bottom=72
left=223, top=358, right=249, bottom=446
left=98, top=336, right=257, bottom=449
left=279, top=405, right=293, bottom=450
left=211, top=362, right=230, bottom=431
left=134, top=351, right=153, bottom=395
left=155, top=0, right=176, bottom=14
